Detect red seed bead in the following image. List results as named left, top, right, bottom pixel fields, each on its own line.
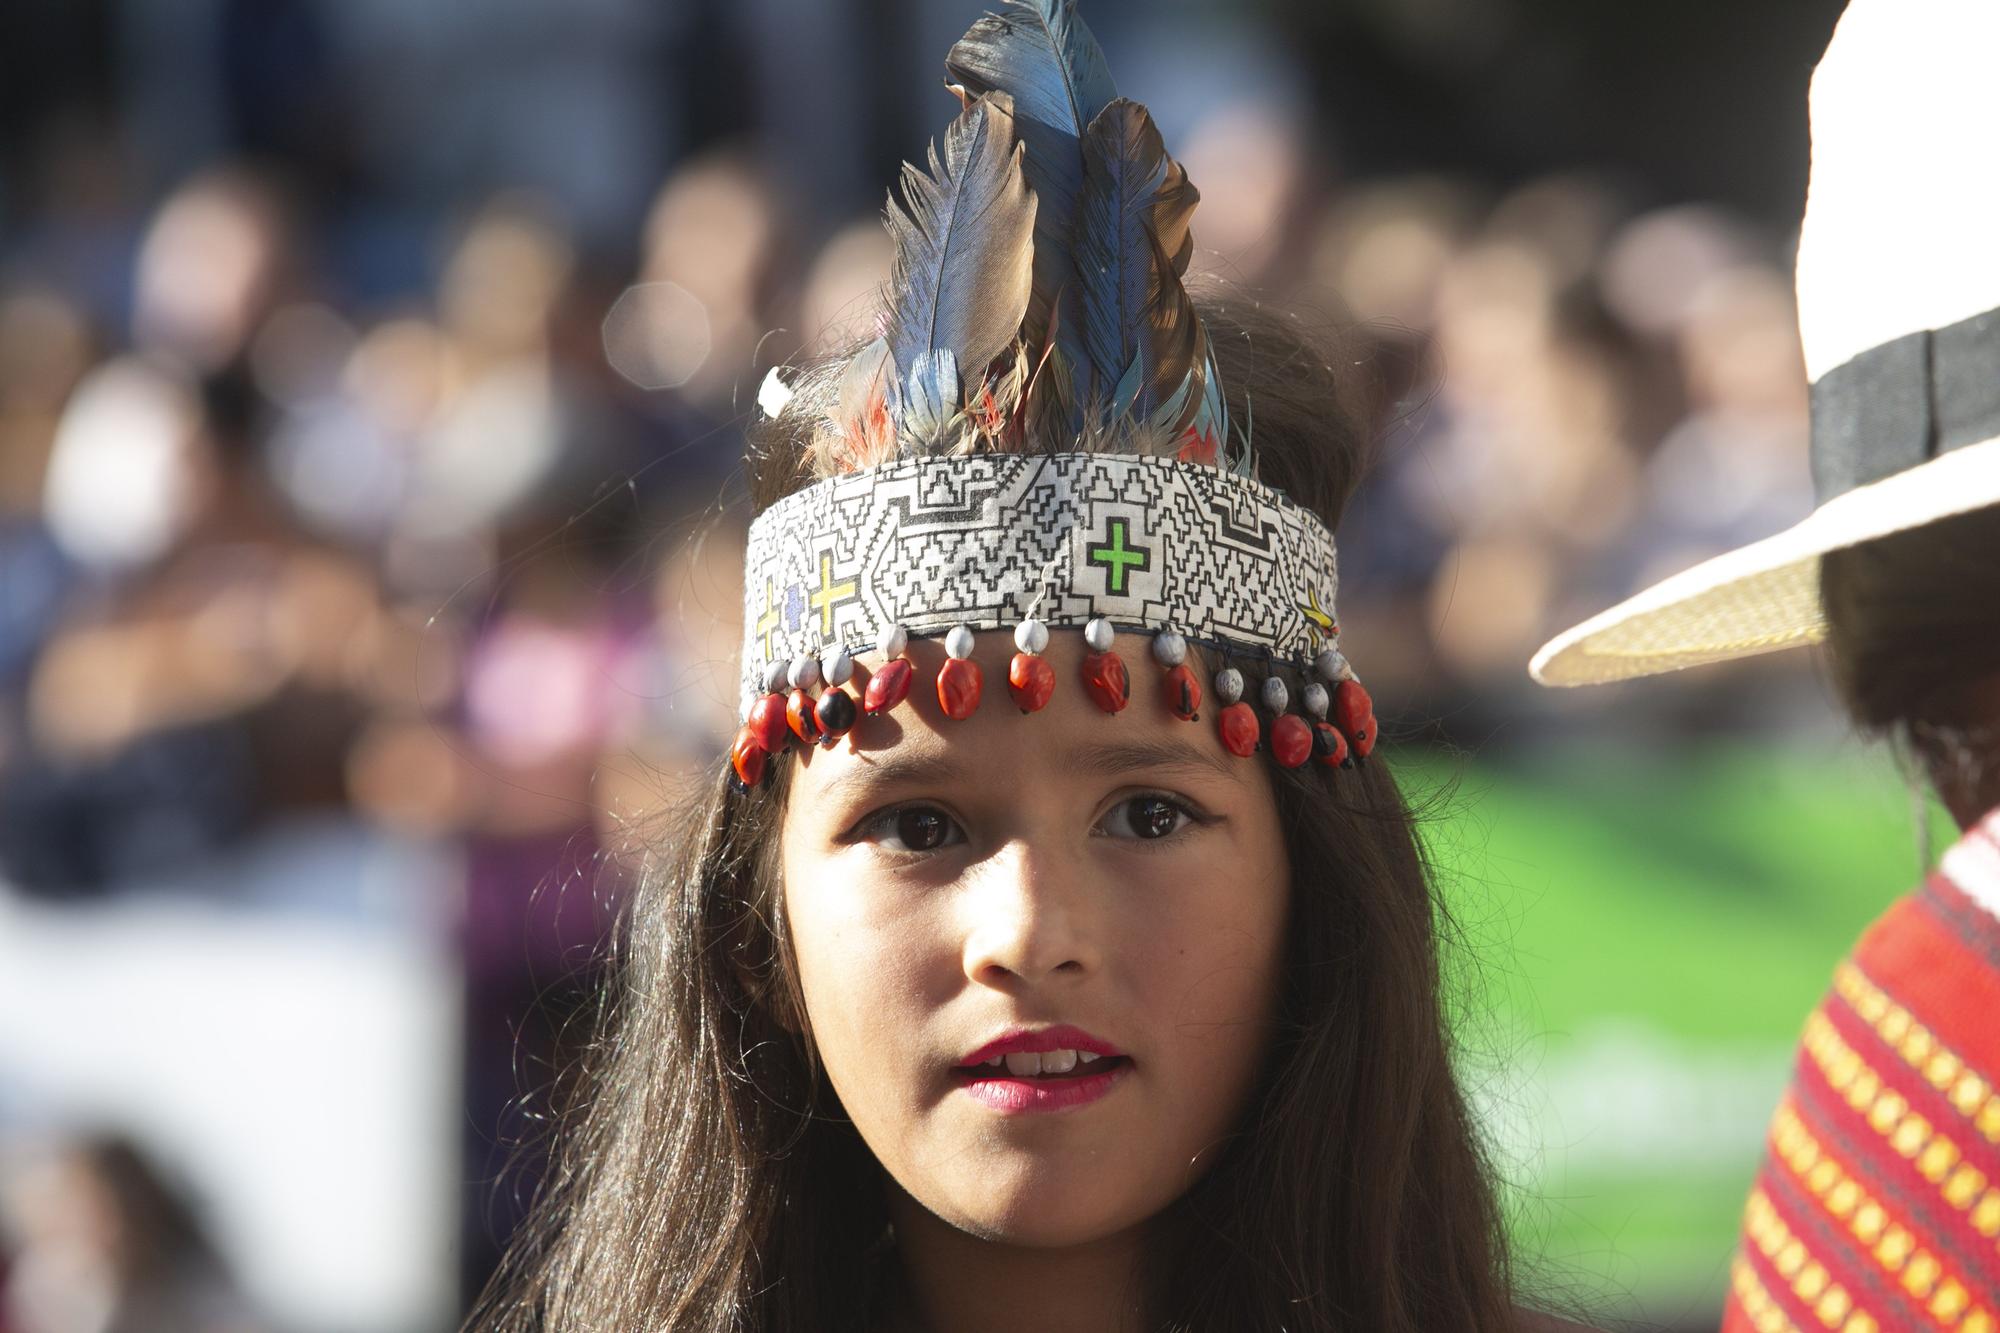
left=786, top=688, right=822, bottom=744
left=748, top=692, right=789, bottom=752
left=937, top=657, right=983, bottom=719
left=1270, top=714, right=1312, bottom=769
left=1333, top=680, right=1376, bottom=759
left=1161, top=663, right=1201, bottom=721
left=729, top=728, right=769, bottom=788
left=863, top=657, right=914, bottom=715
left=1218, top=701, right=1259, bottom=757
left=814, top=687, right=858, bottom=740
left=1008, top=652, right=1055, bottom=713
left=1312, top=721, right=1350, bottom=768
left=1080, top=650, right=1130, bottom=714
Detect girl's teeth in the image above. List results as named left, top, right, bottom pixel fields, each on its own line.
left=989, top=1049, right=1098, bottom=1076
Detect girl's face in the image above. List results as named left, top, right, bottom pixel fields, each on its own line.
left=781, top=631, right=1291, bottom=1249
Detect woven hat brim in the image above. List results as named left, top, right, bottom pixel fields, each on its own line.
left=1530, top=434, right=2000, bottom=686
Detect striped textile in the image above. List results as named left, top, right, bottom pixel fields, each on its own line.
left=1723, top=807, right=2000, bottom=1333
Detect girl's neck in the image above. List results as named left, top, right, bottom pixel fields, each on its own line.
left=883, top=1188, right=1155, bottom=1333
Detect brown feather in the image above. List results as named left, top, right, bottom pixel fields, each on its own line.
left=1076, top=99, right=1205, bottom=430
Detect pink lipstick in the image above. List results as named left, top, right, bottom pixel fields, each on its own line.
left=953, top=1026, right=1131, bottom=1114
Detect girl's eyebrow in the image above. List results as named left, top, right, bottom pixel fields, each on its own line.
left=816, top=748, right=966, bottom=804
left=1057, top=737, right=1244, bottom=785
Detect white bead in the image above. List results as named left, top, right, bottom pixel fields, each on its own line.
left=1261, top=675, right=1289, bottom=713
left=1014, top=618, right=1049, bottom=655
left=762, top=659, right=789, bottom=694
left=788, top=654, right=821, bottom=690
left=945, top=624, right=976, bottom=660
left=1213, top=667, right=1244, bottom=705
left=1314, top=647, right=1348, bottom=681
left=1303, top=681, right=1330, bottom=719
left=824, top=644, right=855, bottom=687
left=1150, top=631, right=1187, bottom=667
left=877, top=623, right=909, bottom=659
left=1083, top=616, right=1115, bottom=653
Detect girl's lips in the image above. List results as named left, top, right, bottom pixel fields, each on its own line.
left=954, top=1058, right=1131, bottom=1114
left=951, top=1025, right=1132, bottom=1115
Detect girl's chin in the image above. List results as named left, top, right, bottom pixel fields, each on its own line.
left=915, top=1179, right=1147, bottom=1250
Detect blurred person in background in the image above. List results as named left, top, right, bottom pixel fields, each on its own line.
left=600, top=147, right=807, bottom=504
left=0, top=1135, right=265, bottom=1333
left=0, top=288, right=95, bottom=767
left=1533, top=2, right=2000, bottom=1326
left=631, top=150, right=796, bottom=414
left=270, top=190, right=673, bottom=1301
left=0, top=167, right=382, bottom=892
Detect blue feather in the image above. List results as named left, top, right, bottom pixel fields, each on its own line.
left=900, top=349, right=962, bottom=448
left=1153, top=370, right=1194, bottom=431
left=1109, top=355, right=1144, bottom=421
left=945, top=0, right=1114, bottom=388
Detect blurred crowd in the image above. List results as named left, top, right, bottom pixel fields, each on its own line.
left=0, top=145, right=1823, bottom=885
left=0, top=1, right=1830, bottom=1328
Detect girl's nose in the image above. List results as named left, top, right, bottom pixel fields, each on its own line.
left=960, top=839, right=1100, bottom=988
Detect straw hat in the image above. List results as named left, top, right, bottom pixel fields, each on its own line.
left=1530, top=0, right=2000, bottom=687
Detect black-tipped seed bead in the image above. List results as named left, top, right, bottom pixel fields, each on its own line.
left=1162, top=663, right=1202, bottom=721
left=787, top=688, right=822, bottom=744
left=1311, top=721, right=1349, bottom=768
left=815, top=687, right=858, bottom=739
left=1333, top=679, right=1377, bottom=759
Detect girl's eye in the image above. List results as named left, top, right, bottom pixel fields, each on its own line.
left=1100, top=794, right=1193, bottom=841
left=863, top=805, right=964, bottom=854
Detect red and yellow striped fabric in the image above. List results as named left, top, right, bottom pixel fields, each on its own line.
left=1724, top=808, right=2000, bottom=1333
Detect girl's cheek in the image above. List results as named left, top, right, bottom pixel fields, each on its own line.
left=793, top=891, right=948, bottom=1040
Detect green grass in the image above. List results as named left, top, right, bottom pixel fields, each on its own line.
left=1395, top=738, right=1936, bottom=1320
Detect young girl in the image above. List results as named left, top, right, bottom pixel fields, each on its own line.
left=472, top=4, right=1533, bottom=1329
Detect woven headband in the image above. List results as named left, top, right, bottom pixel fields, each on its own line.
left=728, top=449, right=1376, bottom=785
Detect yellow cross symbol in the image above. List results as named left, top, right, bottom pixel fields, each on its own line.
left=755, top=578, right=783, bottom=659
left=809, top=553, right=858, bottom=638
left=1300, top=587, right=1335, bottom=638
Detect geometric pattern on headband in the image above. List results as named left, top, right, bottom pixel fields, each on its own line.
left=739, top=452, right=1340, bottom=715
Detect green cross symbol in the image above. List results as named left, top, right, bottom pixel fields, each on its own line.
left=1087, top=517, right=1152, bottom=595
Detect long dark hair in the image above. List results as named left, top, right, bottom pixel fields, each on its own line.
left=467, top=296, right=1521, bottom=1331
left=1820, top=501, right=2000, bottom=823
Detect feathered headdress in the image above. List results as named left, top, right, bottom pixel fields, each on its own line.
left=819, top=0, right=1236, bottom=476
left=734, top=0, right=1372, bottom=786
